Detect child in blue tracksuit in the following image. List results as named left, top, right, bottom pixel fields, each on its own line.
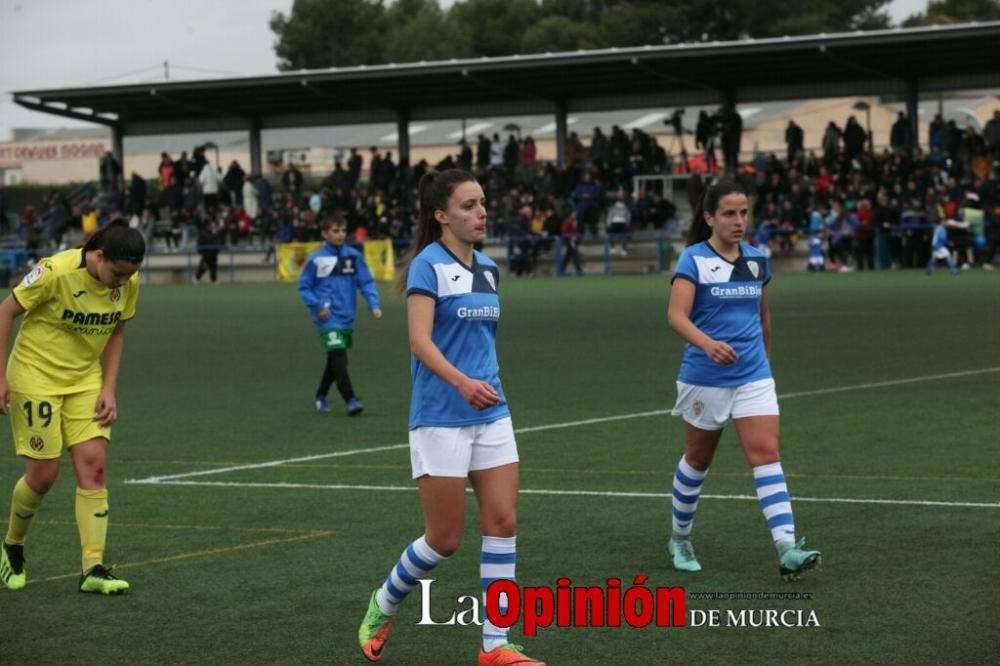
left=298, top=218, right=382, bottom=415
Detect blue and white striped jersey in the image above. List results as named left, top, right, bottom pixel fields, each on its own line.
left=672, top=241, right=772, bottom=387
left=406, top=241, right=509, bottom=429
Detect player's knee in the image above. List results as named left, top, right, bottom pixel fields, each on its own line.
left=26, top=465, right=59, bottom=494
left=77, top=459, right=106, bottom=487
left=746, top=440, right=780, bottom=466
left=684, top=450, right=714, bottom=470
left=426, top=530, right=462, bottom=557
left=482, top=511, right=517, bottom=538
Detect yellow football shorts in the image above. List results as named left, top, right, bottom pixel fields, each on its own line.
left=8, top=388, right=111, bottom=460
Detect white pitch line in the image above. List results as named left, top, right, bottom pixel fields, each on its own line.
left=126, top=366, right=1000, bottom=485
left=129, top=480, right=1000, bottom=509
left=128, top=443, right=409, bottom=483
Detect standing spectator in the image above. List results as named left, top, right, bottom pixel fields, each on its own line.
left=282, top=162, right=303, bottom=198
left=175, top=151, right=190, bottom=187
left=720, top=106, right=743, bottom=172
left=346, top=148, right=363, bottom=189
left=606, top=189, right=632, bottom=256
left=890, top=112, right=912, bottom=154
left=785, top=121, right=804, bottom=164
left=457, top=139, right=473, bottom=172
left=843, top=116, right=866, bottom=160
left=157, top=153, right=174, bottom=190
left=489, top=132, right=504, bottom=170
left=99, top=151, right=122, bottom=194
left=224, top=161, right=246, bottom=208
left=476, top=134, right=491, bottom=170
left=695, top=111, right=717, bottom=172
left=853, top=197, right=875, bottom=270
left=127, top=172, right=147, bottom=216
left=242, top=174, right=259, bottom=226
left=503, top=135, right=520, bottom=178
left=198, top=162, right=225, bottom=212
left=564, top=132, right=585, bottom=171
left=256, top=174, right=274, bottom=218
left=928, top=113, right=946, bottom=151
left=559, top=208, right=583, bottom=276
left=194, top=216, right=226, bottom=285
left=982, top=110, right=1000, bottom=163
left=827, top=202, right=856, bottom=271
left=570, top=171, right=603, bottom=237
left=588, top=126, right=609, bottom=167
left=944, top=120, right=963, bottom=167
left=822, top=122, right=842, bottom=166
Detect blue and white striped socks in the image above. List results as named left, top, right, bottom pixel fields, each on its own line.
left=481, top=535, right=516, bottom=652
left=375, top=535, right=448, bottom=616
left=753, top=462, right=796, bottom=550
left=671, top=456, right=708, bottom=539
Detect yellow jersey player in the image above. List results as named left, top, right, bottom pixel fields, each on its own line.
left=0, top=219, right=145, bottom=595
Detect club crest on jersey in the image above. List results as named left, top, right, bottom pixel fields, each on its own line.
left=29, top=436, right=44, bottom=452
left=747, top=261, right=759, bottom=278
left=692, top=401, right=704, bottom=418
left=109, top=287, right=121, bottom=303
left=22, top=266, right=43, bottom=287
left=483, top=271, right=496, bottom=292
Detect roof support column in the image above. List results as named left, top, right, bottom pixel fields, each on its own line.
left=396, top=108, right=411, bottom=165
left=249, top=117, right=262, bottom=176
left=111, top=124, right=124, bottom=171
left=905, top=79, right=919, bottom=149
left=554, top=99, right=568, bottom=168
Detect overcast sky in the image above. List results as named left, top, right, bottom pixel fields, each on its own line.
left=0, top=0, right=929, bottom=138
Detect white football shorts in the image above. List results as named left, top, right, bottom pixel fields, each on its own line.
left=671, top=378, right=779, bottom=431
left=409, top=417, right=519, bottom=478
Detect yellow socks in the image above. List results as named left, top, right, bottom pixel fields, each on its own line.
left=75, top=487, right=109, bottom=573
left=6, top=476, right=44, bottom=546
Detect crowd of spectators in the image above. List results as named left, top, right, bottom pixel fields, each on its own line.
left=3, top=106, right=998, bottom=275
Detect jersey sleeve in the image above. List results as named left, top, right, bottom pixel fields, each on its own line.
left=671, top=248, right=698, bottom=285
left=121, top=273, right=140, bottom=320
left=405, top=255, right=437, bottom=300
left=12, top=260, right=57, bottom=311
left=762, top=256, right=772, bottom=286
left=297, top=253, right=322, bottom=308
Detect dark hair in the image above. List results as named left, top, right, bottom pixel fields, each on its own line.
left=394, top=169, right=477, bottom=293
left=83, top=218, right=146, bottom=264
left=319, top=217, right=347, bottom=232
left=686, top=179, right=748, bottom=246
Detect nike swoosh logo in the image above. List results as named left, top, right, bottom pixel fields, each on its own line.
left=14, top=512, right=34, bottom=520
left=711, top=266, right=720, bottom=272
left=73, top=290, right=86, bottom=297
left=94, top=510, right=109, bottom=518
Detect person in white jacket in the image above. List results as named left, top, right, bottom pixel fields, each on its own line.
left=242, top=175, right=259, bottom=221
left=197, top=163, right=224, bottom=212
left=606, top=189, right=632, bottom=256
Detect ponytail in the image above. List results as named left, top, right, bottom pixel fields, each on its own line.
left=394, top=169, right=477, bottom=294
